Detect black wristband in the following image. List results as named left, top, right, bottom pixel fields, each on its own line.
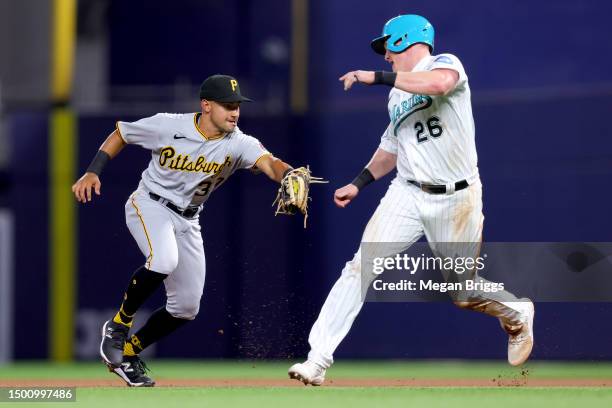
left=86, top=150, right=111, bottom=176
left=282, top=167, right=294, bottom=179
left=351, top=168, right=375, bottom=191
left=374, top=71, right=397, bottom=87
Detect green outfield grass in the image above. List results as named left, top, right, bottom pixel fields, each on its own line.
left=72, top=387, right=612, bottom=408
left=1, top=360, right=611, bottom=408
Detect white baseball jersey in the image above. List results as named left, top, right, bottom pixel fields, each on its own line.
left=117, top=112, right=269, bottom=209
left=379, top=53, right=478, bottom=184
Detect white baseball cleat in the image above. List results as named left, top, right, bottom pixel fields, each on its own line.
left=288, top=360, right=326, bottom=386
left=507, top=299, right=535, bottom=366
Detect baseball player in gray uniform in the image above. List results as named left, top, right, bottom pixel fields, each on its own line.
left=289, top=15, right=535, bottom=386
left=73, top=74, right=305, bottom=387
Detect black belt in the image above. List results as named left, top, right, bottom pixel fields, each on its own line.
left=407, top=179, right=469, bottom=194
left=149, top=192, right=199, bottom=218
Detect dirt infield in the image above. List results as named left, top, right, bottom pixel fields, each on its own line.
left=1, top=378, right=611, bottom=388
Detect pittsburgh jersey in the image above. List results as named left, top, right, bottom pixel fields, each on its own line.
left=379, top=53, right=478, bottom=184
left=117, top=113, right=269, bottom=208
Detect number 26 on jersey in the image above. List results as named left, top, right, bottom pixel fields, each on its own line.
left=415, top=116, right=443, bottom=143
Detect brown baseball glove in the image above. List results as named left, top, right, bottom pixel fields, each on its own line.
left=273, top=166, right=327, bottom=228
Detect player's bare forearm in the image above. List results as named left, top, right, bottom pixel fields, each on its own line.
left=71, top=130, right=127, bottom=203
left=99, top=129, right=127, bottom=158
left=340, top=69, right=458, bottom=96
left=366, top=148, right=397, bottom=179
left=254, top=154, right=291, bottom=183
left=394, top=69, right=459, bottom=96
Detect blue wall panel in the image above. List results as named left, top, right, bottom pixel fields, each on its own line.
left=8, top=112, right=49, bottom=358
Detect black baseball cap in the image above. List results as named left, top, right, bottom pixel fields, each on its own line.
left=199, top=74, right=252, bottom=103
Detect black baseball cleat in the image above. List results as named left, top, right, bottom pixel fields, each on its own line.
left=107, top=355, right=156, bottom=387
left=100, top=320, right=129, bottom=367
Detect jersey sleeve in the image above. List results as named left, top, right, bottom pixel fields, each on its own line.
left=378, top=123, right=398, bottom=155
left=429, top=53, right=468, bottom=88
left=116, top=114, right=164, bottom=150
left=235, top=133, right=271, bottom=170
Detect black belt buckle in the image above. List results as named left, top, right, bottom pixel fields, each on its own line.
left=420, top=183, right=446, bottom=194
left=149, top=192, right=198, bottom=218
left=407, top=179, right=469, bottom=194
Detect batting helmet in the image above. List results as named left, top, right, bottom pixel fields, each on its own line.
left=371, top=14, right=434, bottom=55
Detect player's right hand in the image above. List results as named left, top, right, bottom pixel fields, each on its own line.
left=334, top=184, right=359, bottom=208
left=339, top=70, right=375, bottom=91
left=72, top=172, right=101, bottom=203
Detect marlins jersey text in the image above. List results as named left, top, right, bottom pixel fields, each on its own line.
left=379, top=54, right=478, bottom=184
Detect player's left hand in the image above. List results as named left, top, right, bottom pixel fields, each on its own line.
left=339, top=70, right=375, bottom=91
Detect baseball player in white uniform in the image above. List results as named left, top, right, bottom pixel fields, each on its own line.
left=289, top=15, right=535, bottom=386
left=73, top=74, right=307, bottom=387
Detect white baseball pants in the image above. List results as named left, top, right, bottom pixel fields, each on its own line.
left=124, top=189, right=206, bottom=320
left=307, top=177, right=524, bottom=368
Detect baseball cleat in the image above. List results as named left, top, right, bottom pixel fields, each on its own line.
left=100, top=320, right=129, bottom=368
left=507, top=299, right=535, bottom=366
left=288, top=360, right=326, bottom=386
left=106, top=355, right=155, bottom=387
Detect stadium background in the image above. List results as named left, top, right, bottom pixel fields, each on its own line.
left=0, top=0, right=611, bottom=367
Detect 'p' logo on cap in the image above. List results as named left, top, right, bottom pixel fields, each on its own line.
left=199, top=74, right=252, bottom=102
